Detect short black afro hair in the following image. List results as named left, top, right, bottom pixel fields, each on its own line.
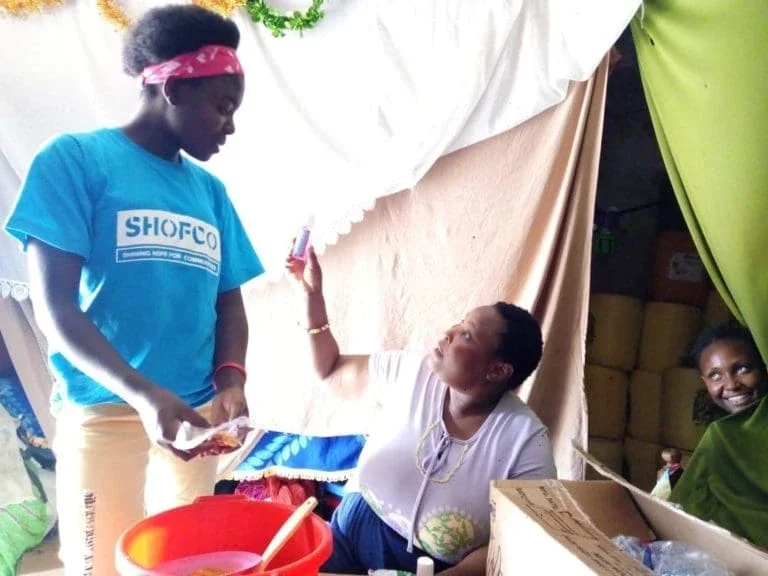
left=492, top=302, right=543, bottom=390
left=690, top=321, right=766, bottom=372
left=123, top=5, right=240, bottom=77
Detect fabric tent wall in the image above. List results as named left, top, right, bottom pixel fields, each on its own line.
left=0, top=2, right=629, bottom=469
left=0, top=0, right=638, bottom=288
left=0, top=62, right=608, bottom=479
left=240, top=61, right=608, bottom=480
left=631, top=2, right=768, bottom=360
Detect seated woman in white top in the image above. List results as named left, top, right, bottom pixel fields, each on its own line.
left=286, top=247, right=557, bottom=576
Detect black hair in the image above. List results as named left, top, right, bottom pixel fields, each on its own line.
left=492, top=302, right=543, bottom=390
left=122, top=5, right=240, bottom=77
left=690, top=321, right=766, bottom=372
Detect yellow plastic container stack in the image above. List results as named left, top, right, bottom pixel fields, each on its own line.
left=587, top=294, right=644, bottom=371
left=661, top=367, right=709, bottom=451
left=587, top=282, right=730, bottom=492
left=586, top=437, right=624, bottom=480
left=627, top=370, right=663, bottom=443
left=623, top=302, right=707, bottom=492
left=583, top=295, right=639, bottom=477
left=624, top=436, right=663, bottom=493
left=637, top=302, right=702, bottom=373
left=585, top=364, right=628, bottom=440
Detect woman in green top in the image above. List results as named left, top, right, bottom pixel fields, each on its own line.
left=670, top=322, right=768, bottom=549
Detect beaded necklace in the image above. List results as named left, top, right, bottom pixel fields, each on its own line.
left=414, top=420, right=468, bottom=483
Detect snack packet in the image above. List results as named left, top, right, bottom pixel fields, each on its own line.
left=173, top=416, right=252, bottom=457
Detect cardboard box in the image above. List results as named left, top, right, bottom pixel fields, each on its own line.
left=487, top=448, right=768, bottom=575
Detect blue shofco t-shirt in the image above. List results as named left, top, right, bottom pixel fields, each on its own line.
left=3, top=129, right=264, bottom=408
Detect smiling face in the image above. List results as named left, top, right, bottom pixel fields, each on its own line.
left=698, top=339, right=768, bottom=414
left=428, top=306, right=513, bottom=400
left=164, top=74, right=244, bottom=161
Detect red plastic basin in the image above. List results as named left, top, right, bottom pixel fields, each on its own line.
left=116, top=495, right=332, bottom=576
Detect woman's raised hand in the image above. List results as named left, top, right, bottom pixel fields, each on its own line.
left=285, top=243, right=323, bottom=295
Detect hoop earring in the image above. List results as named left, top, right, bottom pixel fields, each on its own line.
left=162, top=81, right=173, bottom=106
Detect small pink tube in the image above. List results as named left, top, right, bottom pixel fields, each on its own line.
left=291, top=226, right=311, bottom=261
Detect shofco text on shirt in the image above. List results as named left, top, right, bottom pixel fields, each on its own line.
left=115, top=209, right=221, bottom=275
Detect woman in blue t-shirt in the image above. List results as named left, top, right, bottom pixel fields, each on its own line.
left=4, top=6, right=263, bottom=574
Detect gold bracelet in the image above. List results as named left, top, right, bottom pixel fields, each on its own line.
left=297, top=320, right=330, bottom=335
left=307, top=323, right=330, bottom=335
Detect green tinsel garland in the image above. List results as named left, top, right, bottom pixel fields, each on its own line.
left=246, top=0, right=325, bottom=37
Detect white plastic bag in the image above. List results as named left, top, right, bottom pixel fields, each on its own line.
left=650, top=468, right=673, bottom=500
left=172, top=416, right=252, bottom=457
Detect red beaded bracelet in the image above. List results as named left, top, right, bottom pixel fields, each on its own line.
left=213, top=362, right=247, bottom=390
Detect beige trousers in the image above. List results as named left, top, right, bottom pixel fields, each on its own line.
left=53, top=403, right=218, bottom=576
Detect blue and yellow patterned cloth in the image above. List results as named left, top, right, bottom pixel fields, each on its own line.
left=0, top=376, right=45, bottom=444
left=233, top=431, right=365, bottom=482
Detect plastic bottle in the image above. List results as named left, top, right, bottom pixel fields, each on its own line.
left=416, top=556, right=434, bottom=576
left=613, top=535, right=733, bottom=575
left=291, top=217, right=314, bottom=261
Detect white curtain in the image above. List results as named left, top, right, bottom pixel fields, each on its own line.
left=0, top=0, right=639, bottom=289
left=235, top=62, right=608, bottom=478
left=0, top=2, right=635, bottom=463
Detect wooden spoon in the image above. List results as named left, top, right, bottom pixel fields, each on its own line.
left=254, top=497, right=319, bottom=573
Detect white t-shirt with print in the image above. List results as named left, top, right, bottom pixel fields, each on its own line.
left=353, top=350, right=557, bottom=564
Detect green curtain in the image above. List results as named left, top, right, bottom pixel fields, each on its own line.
left=631, top=1, right=768, bottom=360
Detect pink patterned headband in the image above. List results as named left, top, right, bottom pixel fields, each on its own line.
left=140, top=44, right=243, bottom=86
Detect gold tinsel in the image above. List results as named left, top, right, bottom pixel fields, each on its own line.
left=193, top=0, right=244, bottom=17
left=95, top=0, right=243, bottom=32
left=0, top=0, right=62, bottom=16
left=96, top=0, right=132, bottom=30
left=2, top=0, right=243, bottom=30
